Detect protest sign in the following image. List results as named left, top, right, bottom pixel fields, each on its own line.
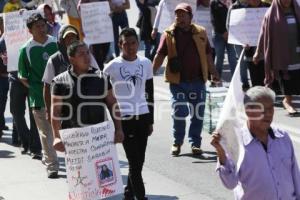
left=80, top=2, right=114, bottom=45
left=4, top=10, right=40, bottom=72
left=216, top=51, right=247, bottom=169
left=60, top=121, right=123, bottom=200
left=228, top=8, right=268, bottom=46
left=194, top=9, right=213, bottom=46
left=158, top=0, right=197, bottom=32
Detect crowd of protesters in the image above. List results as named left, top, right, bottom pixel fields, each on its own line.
left=0, top=0, right=299, bottom=199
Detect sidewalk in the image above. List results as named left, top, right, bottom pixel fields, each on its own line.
left=0, top=129, right=212, bottom=200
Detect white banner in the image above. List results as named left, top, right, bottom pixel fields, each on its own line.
left=158, top=0, right=197, bottom=32
left=4, top=10, right=40, bottom=72
left=194, top=9, right=213, bottom=47
left=216, top=51, right=247, bottom=168
left=60, top=121, right=123, bottom=200
left=228, top=8, right=268, bottom=46
left=80, top=2, right=114, bottom=45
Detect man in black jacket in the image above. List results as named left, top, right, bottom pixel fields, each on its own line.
left=42, top=25, right=99, bottom=122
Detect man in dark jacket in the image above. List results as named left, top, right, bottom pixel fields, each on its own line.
left=42, top=25, right=80, bottom=122
left=210, top=0, right=237, bottom=80
left=42, top=25, right=98, bottom=122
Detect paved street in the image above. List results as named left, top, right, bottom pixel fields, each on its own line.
left=1, top=1, right=300, bottom=199
left=1, top=74, right=300, bottom=200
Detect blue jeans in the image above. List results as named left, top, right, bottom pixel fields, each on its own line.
left=169, top=81, right=206, bottom=148
left=234, top=45, right=249, bottom=86
left=111, top=11, right=129, bottom=56
left=0, top=76, right=9, bottom=130
left=213, top=32, right=237, bottom=79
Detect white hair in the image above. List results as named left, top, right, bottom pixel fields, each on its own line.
left=244, top=86, right=276, bottom=105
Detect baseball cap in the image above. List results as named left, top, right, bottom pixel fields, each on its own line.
left=26, top=13, right=46, bottom=29
left=62, top=27, right=79, bottom=39
left=174, top=3, right=193, bottom=15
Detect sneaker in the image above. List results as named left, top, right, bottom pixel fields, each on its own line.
left=47, top=170, right=58, bottom=179
left=191, top=146, right=203, bottom=155
left=31, top=152, right=42, bottom=160
left=171, top=144, right=181, bottom=156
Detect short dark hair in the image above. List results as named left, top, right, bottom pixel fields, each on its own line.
left=119, top=27, right=138, bottom=43
left=67, top=41, right=87, bottom=57
left=26, top=13, right=46, bottom=29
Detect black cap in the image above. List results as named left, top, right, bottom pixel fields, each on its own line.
left=26, top=13, right=46, bottom=29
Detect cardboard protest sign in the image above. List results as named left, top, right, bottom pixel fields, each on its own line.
left=60, top=121, right=123, bottom=200
left=158, top=0, right=197, bottom=32
left=4, top=10, right=40, bottom=72
left=228, top=8, right=268, bottom=46
left=216, top=51, right=247, bottom=168
left=80, top=2, right=114, bottom=45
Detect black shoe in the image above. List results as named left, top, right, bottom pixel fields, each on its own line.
left=31, top=152, right=42, bottom=160
left=3, top=125, right=9, bottom=130
left=12, top=141, right=21, bottom=147
left=122, top=196, right=135, bottom=200
left=242, top=84, right=250, bottom=92
left=0, top=131, right=3, bottom=139
left=21, top=147, right=29, bottom=155
left=122, top=192, right=135, bottom=200
left=47, top=170, right=58, bottom=179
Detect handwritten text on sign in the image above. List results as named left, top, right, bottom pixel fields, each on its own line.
left=228, top=8, right=268, bottom=46
left=60, top=121, right=123, bottom=200
left=4, top=10, right=40, bottom=72
left=80, top=2, right=114, bottom=45
left=158, top=0, right=197, bottom=32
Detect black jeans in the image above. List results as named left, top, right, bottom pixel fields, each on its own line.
left=122, top=114, right=150, bottom=200
left=0, top=76, right=9, bottom=131
left=111, top=11, right=129, bottom=56
left=9, top=77, right=41, bottom=152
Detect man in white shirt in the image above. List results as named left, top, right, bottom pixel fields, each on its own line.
left=104, top=27, right=153, bottom=200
